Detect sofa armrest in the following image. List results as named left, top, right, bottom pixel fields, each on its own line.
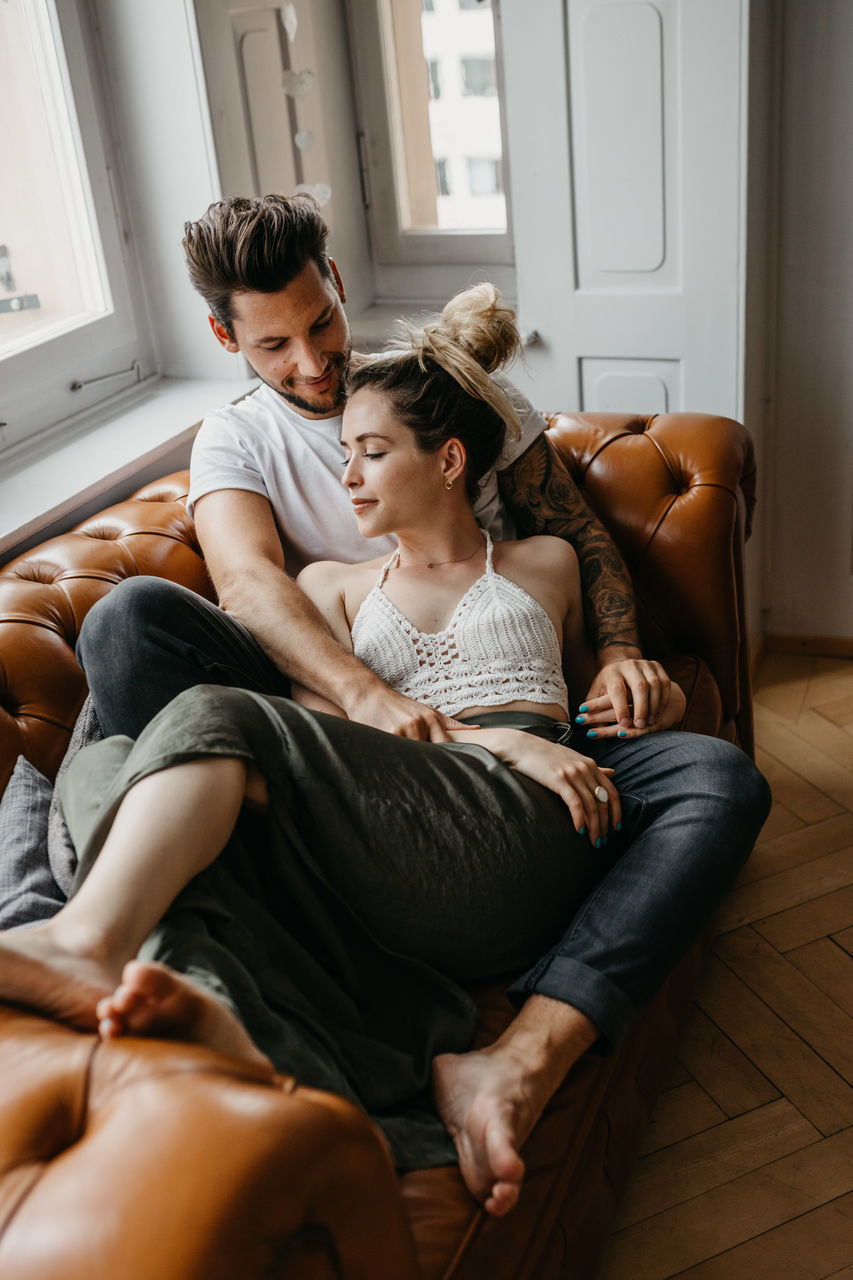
left=545, top=413, right=756, bottom=753
left=0, top=1007, right=420, bottom=1280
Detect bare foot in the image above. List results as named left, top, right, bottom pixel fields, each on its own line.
left=432, top=1047, right=535, bottom=1217
left=0, top=927, right=119, bottom=1030
left=96, top=960, right=271, bottom=1068
left=433, top=997, right=597, bottom=1216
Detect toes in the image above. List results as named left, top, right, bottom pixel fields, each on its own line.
left=120, top=959, right=174, bottom=1000
left=484, top=1180, right=520, bottom=1218
left=485, top=1121, right=525, bottom=1186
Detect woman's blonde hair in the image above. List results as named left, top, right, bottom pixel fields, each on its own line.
left=346, top=284, right=522, bottom=503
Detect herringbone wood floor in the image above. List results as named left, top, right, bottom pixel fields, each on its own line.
left=598, top=655, right=853, bottom=1279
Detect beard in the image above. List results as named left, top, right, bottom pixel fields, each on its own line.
left=260, top=348, right=351, bottom=416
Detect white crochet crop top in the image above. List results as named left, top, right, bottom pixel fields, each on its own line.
left=351, top=530, right=569, bottom=718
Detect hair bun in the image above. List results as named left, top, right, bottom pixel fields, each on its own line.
left=436, top=283, right=520, bottom=373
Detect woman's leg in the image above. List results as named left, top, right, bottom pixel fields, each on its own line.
left=0, top=755, right=268, bottom=1056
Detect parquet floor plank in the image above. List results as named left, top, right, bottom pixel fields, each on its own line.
left=665, top=1058, right=692, bottom=1089
left=713, top=928, right=853, bottom=1085
left=754, top=746, right=843, bottom=824
left=601, top=657, right=853, bottom=1277
left=794, top=708, right=853, bottom=771
left=738, top=813, right=853, bottom=885
left=787, top=939, right=853, bottom=1018
left=716, top=845, right=853, bottom=933
left=674, top=1004, right=779, bottom=1115
left=754, top=884, right=853, bottom=953
left=694, top=955, right=853, bottom=1134
left=598, top=1129, right=853, bottom=1280
left=834, top=927, right=853, bottom=955
left=753, top=653, right=812, bottom=720
left=639, top=1081, right=727, bottom=1155
left=614, top=1098, right=820, bottom=1230
left=754, top=800, right=806, bottom=844
left=814, top=692, right=853, bottom=727
left=662, top=1191, right=853, bottom=1279
left=803, top=658, right=853, bottom=708
left=754, top=706, right=853, bottom=810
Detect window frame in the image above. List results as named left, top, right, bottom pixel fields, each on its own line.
left=0, top=0, right=154, bottom=459
left=345, top=0, right=513, bottom=269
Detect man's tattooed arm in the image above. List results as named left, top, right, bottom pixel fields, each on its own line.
left=499, top=432, right=641, bottom=661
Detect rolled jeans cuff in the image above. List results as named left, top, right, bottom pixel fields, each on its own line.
left=507, top=956, right=637, bottom=1054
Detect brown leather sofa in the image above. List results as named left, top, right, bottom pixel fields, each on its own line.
left=0, top=411, right=757, bottom=1279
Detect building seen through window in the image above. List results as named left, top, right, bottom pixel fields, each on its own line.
left=381, top=0, right=506, bottom=232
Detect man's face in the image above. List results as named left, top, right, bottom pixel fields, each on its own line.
left=210, top=260, right=351, bottom=419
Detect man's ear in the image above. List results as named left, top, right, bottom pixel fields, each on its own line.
left=209, top=314, right=239, bottom=353
left=329, top=259, right=347, bottom=305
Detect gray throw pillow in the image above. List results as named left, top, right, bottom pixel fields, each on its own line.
left=0, top=756, right=64, bottom=930
left=47, top=694, right=103, bottom=894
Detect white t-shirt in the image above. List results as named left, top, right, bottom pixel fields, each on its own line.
left=187, top=376, right=546, bottom=576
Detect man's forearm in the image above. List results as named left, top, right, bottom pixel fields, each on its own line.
left=218, top=563, right=382, bottom=709
left=499, top=434, right=640, bottom=659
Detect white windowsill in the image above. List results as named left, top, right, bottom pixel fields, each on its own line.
left=0, top=374, right=257, bottom=560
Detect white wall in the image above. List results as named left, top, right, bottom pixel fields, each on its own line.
left=761, top=0, right=853, bottom=641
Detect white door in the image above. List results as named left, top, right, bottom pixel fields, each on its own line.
left=500, top=0, right=748, bottom=419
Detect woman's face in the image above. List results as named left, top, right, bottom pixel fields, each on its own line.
left=340, top=388, right=450, bottom=538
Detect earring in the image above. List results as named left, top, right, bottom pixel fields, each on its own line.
left=444, top=479, right=454, bottom=491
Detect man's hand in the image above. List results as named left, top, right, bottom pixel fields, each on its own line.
left=345, top=685, right=472, bottom=743
left=576, top=673, right=686, bottom=739
left=580, top=659, right=675, bottom=731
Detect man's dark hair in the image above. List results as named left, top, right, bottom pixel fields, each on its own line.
left=182, top=193, right=332, bottom=338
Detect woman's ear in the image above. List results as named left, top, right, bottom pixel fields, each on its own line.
left=441, top=438, right=467, bottom=487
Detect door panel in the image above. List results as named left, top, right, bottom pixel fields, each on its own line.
left=502, top=0, right=746, bottom=418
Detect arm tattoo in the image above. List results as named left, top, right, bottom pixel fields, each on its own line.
left=499, top=434, right=640, bottom=655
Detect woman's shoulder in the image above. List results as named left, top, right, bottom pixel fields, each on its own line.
left=297, top=555, right=386, bottom=588
left=494, top=535, right=579, bottom=574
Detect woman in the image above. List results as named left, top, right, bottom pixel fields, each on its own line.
left=0, top=286, right=756, bottom=1219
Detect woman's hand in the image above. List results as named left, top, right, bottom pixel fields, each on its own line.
left=575, top=680, right=687, bottom=740
left=450, top=728, right=620, bottom=846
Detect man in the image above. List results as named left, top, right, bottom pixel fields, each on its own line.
left=77, top=194, right=769, bottom=1216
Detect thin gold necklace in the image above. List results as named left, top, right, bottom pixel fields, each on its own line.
left=396, top=540, right=482, bottom=571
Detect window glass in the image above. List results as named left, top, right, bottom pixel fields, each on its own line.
left=0, top=0, right=109, bottom=361
left=462, top=56, right=496, bottom=96
left=467, top=156, right=502, bottom=196
left=383, top=0, right=506, bottom=232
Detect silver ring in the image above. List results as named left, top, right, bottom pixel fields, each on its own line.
left=594, top=785, right=608, bottom=803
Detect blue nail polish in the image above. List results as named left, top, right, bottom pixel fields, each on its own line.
left=616, top=821, right=622, bottom=831
left=579, top=826, right=586, bottom=836
left=618, top=730, right=627, bottom=738
left=578, top=704, right=589, bottom=712
left=575, top=714, right=586, bottom=724
left=587, top=730, right=597, bottom=738
left=595, top=837, right=602, bottom=849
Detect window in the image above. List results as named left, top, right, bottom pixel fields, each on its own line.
left=467, top=156, right=503, bottom=196
left=461, top=56, right=496, bottom=97
left=0, top=0, right=151, bottom=456
left=346, top=0, right=512, bottom=267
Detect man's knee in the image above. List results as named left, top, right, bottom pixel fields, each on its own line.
left=695, top=736, right=772, bottom=823
left=77, top=577, right=189, bottom=674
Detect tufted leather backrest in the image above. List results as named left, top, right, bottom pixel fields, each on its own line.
left=0, top=411, right=756, bottom=796
left=0, top=476, right=213, bottom=794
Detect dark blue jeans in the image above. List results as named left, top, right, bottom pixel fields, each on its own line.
left=77, top=577, right=771, bottom=1050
